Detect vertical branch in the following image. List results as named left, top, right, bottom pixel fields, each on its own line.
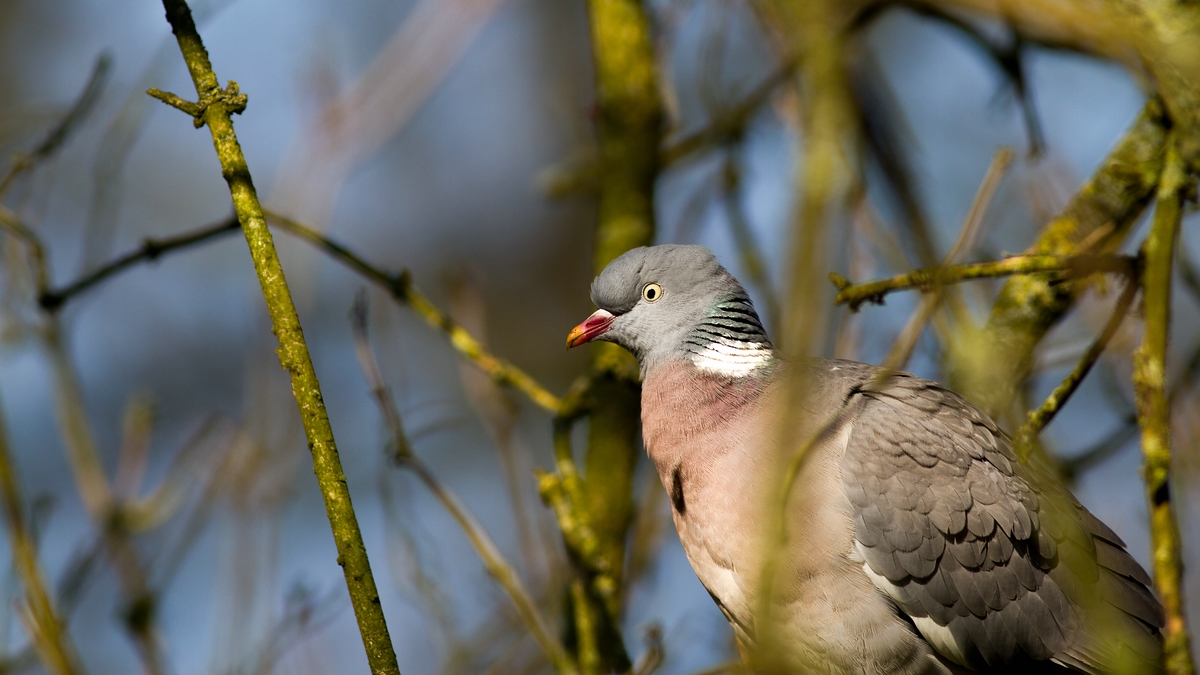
left=754, top=0, right=856, bottom=667
left=150, top=2, right=401, bottom=673
left=586, top=0, right=662, bottom=277
left=1133, top=140, right=1194, bottom=675
left=549, top=0, right=664, bottom=671
left=757, top=0, right=858, bottom=362
left=0, top=395, right=85, bottom=675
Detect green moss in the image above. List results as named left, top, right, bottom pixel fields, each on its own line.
left=153, top=2, right=401, bottom=673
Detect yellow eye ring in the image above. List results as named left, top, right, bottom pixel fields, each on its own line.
left=642, top=283, right=663, bottom=303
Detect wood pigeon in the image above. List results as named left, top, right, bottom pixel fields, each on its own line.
left=566, top=245, right=1163, bottom=674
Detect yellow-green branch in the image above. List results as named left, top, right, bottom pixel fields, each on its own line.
left=266, top=211, right=563, bottom=414
left=950, top=101, right=1169, bottom=417
left=151, top=2, right=400, bottom=673
left=1133, top=140, right=1194, bottom=675
left=542, top=0, right=664, bottom=672
left=1014, top=278, right=1138, bottom=460
left=830, top=253, right=1136, bottom=311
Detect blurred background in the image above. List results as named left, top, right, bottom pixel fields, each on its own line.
left=0, top=0, right=1196, bottom=673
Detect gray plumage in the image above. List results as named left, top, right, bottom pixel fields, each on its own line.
left=570, top=245, right=1163, bottom=675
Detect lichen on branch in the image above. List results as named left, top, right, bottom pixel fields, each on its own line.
left=150, top=2, right=401, bottom=673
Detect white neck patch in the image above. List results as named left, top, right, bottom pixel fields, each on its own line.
left=690, top=338, right=773, bottom=376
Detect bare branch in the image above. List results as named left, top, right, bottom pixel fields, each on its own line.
left=40, top=216, right=240, bottom=311
left=266, top=210, right=563, bottom=414
left=1015, top=277, right=1139, bottom=459
left=883, top=147, right=1014, bottom=370
left=349, top=294, right=576, bottom=675
left=831, top=253, right=1136, bottom=312
left=0, top=53, right=112, bottom=197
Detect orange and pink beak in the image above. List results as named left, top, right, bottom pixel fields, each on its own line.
left=566, top=309, right=615, bottom=349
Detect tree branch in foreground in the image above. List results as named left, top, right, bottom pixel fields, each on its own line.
left=1132, top=140, right=1194, bottom=675
left=150, top=2, right=401, bottom=672
left=950, top=100, right=1168, bottom=418
left=1014, top=276, right=1138, bottom=460
left=830, top=253, right=1136, bottom=312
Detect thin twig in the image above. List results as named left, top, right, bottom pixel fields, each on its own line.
left=0, top=205, right=51, bottom=296
left=348, top=294, right=576, bottom=675
left=831, top=253, right=1136, bottom=312
left=265, top=209, right=563, bottom=414
left=42, top=322, right=114, bottom=520
left=151, top=2, right=401, bottom=672
left=0, top=394, right=85, bottom=675
left=1131, top=139, right=1194, bottom=675
left=40, top=216, right=240, bottom=311
left=1015, top=277, right=1139, bottom=459
left=632, top=626, right=663, bottom=675
left=883, top=147, right=1013, bottom=370
left=660, top=60, right=794, bottom=167
left=6, top=208, right=168, bottom=675
left=0, top=53, right=112, bottom=198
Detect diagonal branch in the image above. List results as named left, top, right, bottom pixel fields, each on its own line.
left=0, top=394, right=85, bottom=675
left=349, top=295, right=576, bottom=675
left=948, top=100, right=1169, bottom=418
left=883, top=146, right=1013, bottom=370
left=1015, top=275, right=1139, bottom=459
left=0, top=53, right=112, bottom=198
left=266, top=211, right=563, bottom=414
left=40, top=216, right=241, bottom=311
left=150, top=2, right=401, bottom=672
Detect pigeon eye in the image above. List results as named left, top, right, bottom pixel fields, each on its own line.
left=642, top=283, right=663, bottom=303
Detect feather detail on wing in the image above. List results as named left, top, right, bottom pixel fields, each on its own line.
left=840, top=371, right=1163, bottom=674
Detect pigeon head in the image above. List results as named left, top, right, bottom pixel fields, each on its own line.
left=566, top=245, right=774, bottom=377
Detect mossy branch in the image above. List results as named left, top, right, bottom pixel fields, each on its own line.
left=542, top=0, right=664, bottom=671
left=1132, top=140, right=1195, bottom=675
left=830, top=253, right=1136, bottom=311
left=151, top=2, right=401, bottom=673
left=1014, top=276, right=1139, bottom=460
left=948, top=101, right=1169, bottom=417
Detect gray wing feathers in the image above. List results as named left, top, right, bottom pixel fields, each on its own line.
left=840, top=370, right=1163, bottom=673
